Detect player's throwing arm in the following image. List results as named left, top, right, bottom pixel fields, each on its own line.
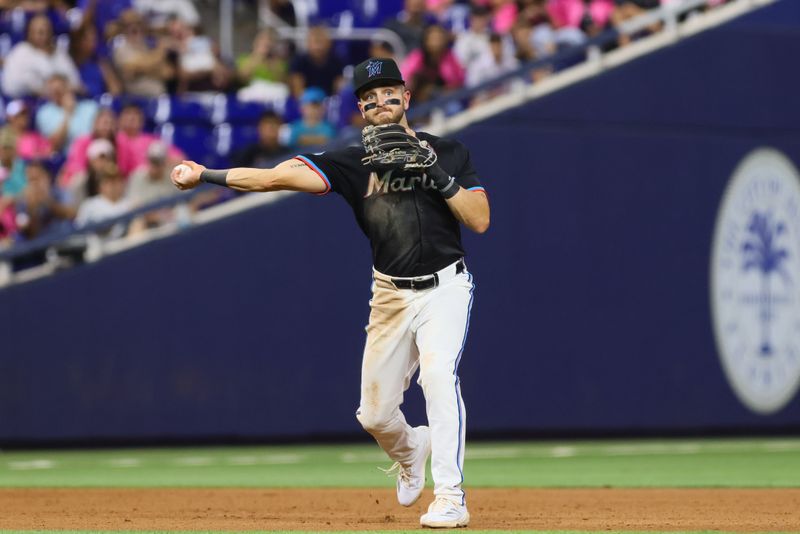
left=170, top=159, right=329, bottom=194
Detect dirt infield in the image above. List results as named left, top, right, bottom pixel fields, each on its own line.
left=2, top=488, right=799, bottom=531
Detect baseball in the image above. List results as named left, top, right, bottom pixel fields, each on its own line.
left=173, top=163, right=192, bottom=180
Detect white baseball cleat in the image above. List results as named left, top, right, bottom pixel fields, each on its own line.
left=381, top=425, right=431, bottom=506
left=420, top=496, right=470, bottom=528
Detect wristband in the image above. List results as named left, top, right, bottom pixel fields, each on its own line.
left=200, top=168, right=229, bottom=186
left=427, top=164, right=460, bottom=199
left=438, top=176, right=459, bottom=199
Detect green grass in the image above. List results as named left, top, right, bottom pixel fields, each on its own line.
left=1, top=437, right=798, bottom=488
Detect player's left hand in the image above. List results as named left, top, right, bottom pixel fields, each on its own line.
left=361, top=124, right=437, bottom=171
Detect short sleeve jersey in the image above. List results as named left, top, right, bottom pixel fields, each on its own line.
left=298, top=132, right=485, bottom=277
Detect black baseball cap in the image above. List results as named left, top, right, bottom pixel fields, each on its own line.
left=352, top=58, right=405, bottom=98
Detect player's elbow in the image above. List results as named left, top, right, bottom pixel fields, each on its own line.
left=472, top=216, right=490, bottom=234
left=470, top=209, right=490, bottom=234
left=465, top=217, right=489, bottom=234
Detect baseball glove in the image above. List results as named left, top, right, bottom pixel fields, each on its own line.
left=361, top=124, right=438, bottom=170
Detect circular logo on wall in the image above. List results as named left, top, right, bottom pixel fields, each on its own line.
left=711, top=148, right=800, bottom=414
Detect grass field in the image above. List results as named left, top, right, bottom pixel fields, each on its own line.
left=2, top=437, right=799, bottom=487
left=1, top=437, right=799, bottom=533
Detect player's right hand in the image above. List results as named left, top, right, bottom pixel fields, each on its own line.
left=171, top=160, right=205, bottom=191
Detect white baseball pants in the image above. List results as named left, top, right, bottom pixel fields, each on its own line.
left=355, top=259, right=474, bottom=504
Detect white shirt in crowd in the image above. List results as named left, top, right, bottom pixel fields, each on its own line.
left=453, top=30, right=491, bottom=75
left=76, top=196, right=131, bottom=239
left=1, top=41, right=81, bottom=98
left=466, top=47, right=520, bottom=88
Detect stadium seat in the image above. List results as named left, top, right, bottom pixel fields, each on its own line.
left=225, top=97, right=270, bottom=125
left=167, top=96, right=213, bottom=125
left=157, top=122, right=214, bottom=164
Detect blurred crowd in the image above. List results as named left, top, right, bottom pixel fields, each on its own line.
left=0, top=0, right=733, bottom=255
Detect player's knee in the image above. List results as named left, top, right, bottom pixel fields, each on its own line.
left=356, top=406, right=392, bottom=433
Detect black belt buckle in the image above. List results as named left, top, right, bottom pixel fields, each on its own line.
left=393, top=273, right=438, bottom=291
left=411, top=273, right=438, bottom=291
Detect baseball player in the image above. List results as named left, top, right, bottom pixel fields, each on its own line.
left=172, top=57, right=489, bottom=528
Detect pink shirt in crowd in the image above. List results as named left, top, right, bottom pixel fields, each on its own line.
left=492, top=2, right=518, bottom=34
left=116, top=132, right=183, bottom=175
left=547, top=0, right=614, bottom=29
left=0, top=203, right=15, bottom=238
left=16, top=132, right=53, bottom=160
left=58, top=134, right=129, bottom=186
left=401, top=50, right=466, bottom=90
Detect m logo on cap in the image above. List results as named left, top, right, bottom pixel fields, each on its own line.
left=366, top=60, right=383, bottom=78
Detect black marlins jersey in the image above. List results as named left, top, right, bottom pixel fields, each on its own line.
left=298, top=132, right=485, bottom=277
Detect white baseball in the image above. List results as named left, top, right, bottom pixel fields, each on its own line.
left=173, top=163, right=191, bottom=180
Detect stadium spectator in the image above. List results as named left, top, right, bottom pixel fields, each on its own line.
left=383, top=0, right=431, bottom=54
left=236, top=28, right=290, bottom=105
left=126, top=140, right=178, bottom=205
left=401, top=24, right=465, bottom=102
left=74, top=162, right=130, bottom=239
left=59, top=107, right=124, bottom=190
left=237, top=28, right=288, bottom=86
left=453, top=5, right=493, bottom=79
left=111, top=9, right=175, bottom=97
left=511, top=18, right=536, bottom=62
left=164, top=15, right=233, bottom=94
left=466, top=33, right=519, bottom=97
left=77, top=0, right=133, bottom=47
left=115, top=103, right=183, bottom=176
left=288, top=25, right=345, bottom=98
left=14, top=160, right=75, bottom=240
left=1, top=13, right=81, bottom=98
left=69, top=22, right=124, bottom=98
left=518, top=0, right=560, bottom=58
left=0, top=128, right=27, bottom=200
left=231, top=111, right=288, bottom=168
left=286, top=87, right=336, bottom=149
left=35, top=73, right=99, bottom=153
left=65, top=136, right=118, bottom=205
left=510, top=19, right=553, bottom=81
left=1, top=100, right=53, bottom=161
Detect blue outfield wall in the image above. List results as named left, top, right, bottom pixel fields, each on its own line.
left=2, top=2, right=800, bottom=442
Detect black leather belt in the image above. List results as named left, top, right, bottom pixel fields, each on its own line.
left=391, top=259, right=465, bottom=291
